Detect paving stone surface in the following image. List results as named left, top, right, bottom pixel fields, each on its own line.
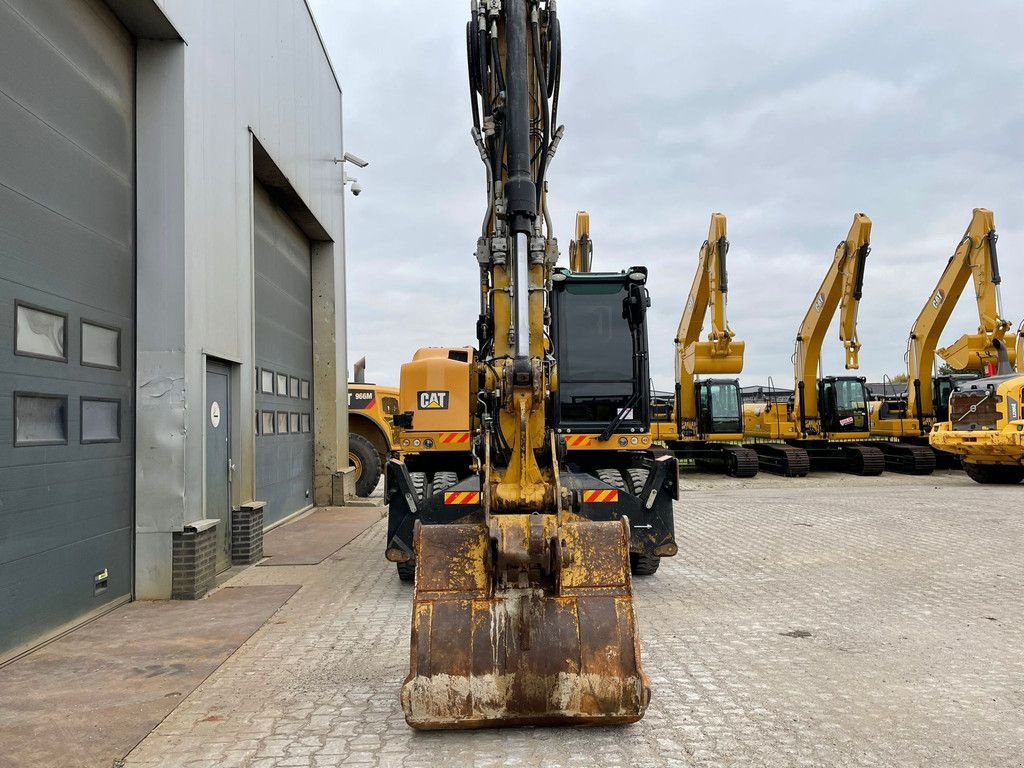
left=124, top=472, right=1024, bottom=767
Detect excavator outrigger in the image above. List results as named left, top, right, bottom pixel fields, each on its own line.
left=870, top=208, right=1013, bottom=472
left=743, top=214, right=883, bottom=475
left=652, top=213, right=759, bottom=477
left=384, top=0, right=678, bottom=729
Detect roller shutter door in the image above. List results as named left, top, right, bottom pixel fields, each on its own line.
left=0, top=0, right=135, bottom=656
left=254, top=183, right=315, bottom=527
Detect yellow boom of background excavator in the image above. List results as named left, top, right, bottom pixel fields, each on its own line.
left=870, top=208, right=1014, bottom=472
left=382, top=0, right=679, bottom=729
left=743, top=214, right=883, bottom=476
left=651, top=213, right=759, bottom=477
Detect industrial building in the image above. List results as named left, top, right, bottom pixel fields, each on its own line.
left=0, top=0, right=351, bottom=661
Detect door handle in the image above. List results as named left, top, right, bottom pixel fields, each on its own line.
left=228, top=458, right=236, bottom=481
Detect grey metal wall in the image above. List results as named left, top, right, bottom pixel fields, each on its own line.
left=0, top=0, right=134, bottom=656
left=254, top=183, right=314, bottom=526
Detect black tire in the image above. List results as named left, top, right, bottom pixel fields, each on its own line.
left=396, top=560, right=416, bottom=582
left=431, top=471, right=459, bottom=496
left=595, top=468, right=627, bottom=490
left=349, top=433, right=382, bottom=497
left=629, top=553, right=661, bottom=576
left=409, top=471, right=428, bottom=502
left=962, top=462, right=1024, bottom=485
left=598, top=469, right=661, bottom=577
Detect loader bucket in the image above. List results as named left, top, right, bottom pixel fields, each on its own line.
left=401, top=518, right=650, bottom=729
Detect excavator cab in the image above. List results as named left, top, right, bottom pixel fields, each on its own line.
left=550, top=268, right=651, bottom=432
left=696, top=379, right=743, bottom=437
left=819, top=376, right=870, bottom=434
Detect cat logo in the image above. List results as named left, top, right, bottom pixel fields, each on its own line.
left=814, top=293, right=825, bottom=312
left=418, top=390, right=450, bottom=410
left=931, top=289, right=945, bottom=309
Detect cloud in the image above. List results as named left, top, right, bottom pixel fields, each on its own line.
left=310, top=0, right=1024, bottom=390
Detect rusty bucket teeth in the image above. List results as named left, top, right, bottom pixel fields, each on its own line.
left=401, top=518, right=650, bottom=730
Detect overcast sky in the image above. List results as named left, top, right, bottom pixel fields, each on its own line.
left=310, top=0, right=1024, bottom=390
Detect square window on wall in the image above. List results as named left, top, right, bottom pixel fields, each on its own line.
left=15, top=302, right=67, bottom=362
left=81, top=320, right=120, bottom=369
left=289, top=412, right=300, bottom=433
left=261, top=369, right=275, bottom=394
left=14, top=392, right=68, bottom=446
left=276, top=373, right=288, bottom=396
left=261, top=411, right=275, bottom=435
left=289, top=376, right=299, bottom=398
left=300, top=380, right=310, bottom=400
left=300, top=413, right=311, bottom=433
left=277, top=411, right=289, bottom=434
left=81, top=398, right=120, bottom=443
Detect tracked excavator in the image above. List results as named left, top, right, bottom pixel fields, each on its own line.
left=743, top=214, right=883, bottom=475
left=651, top=213, right=759, bottom=477
left=383, top=0, right=678, bottom=729
left=870, top=208, right=1014, bottom=472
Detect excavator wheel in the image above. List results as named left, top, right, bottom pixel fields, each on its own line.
left=431, top=471, right=459, bottom=495
left=621, top=469, right=661, bottom=576
left=962, top=462, right=1024, bottom=485
left=396, top=472, right=429, bottom=582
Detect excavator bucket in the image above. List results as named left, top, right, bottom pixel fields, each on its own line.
left=683, top=339, right=745, bottom=375
left=401, top=518, right=650, bottom=730
left=940, top=332, right=1017, bottom=372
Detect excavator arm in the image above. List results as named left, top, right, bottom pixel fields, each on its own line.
left=568, top=210, right=593, bottom=272
left=674, top=213, right=744, bottom=424
left=905, top=208, right=1013, bottom=427
left=792, top=214, right=871, bottom=430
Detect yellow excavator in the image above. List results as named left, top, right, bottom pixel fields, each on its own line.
left=651, top=213, right=759, bottom=477
left=870, top=208, right=1013, bottom=472
left=383, top=0, right=678, bottom=729
left=743, top=214, right=883, bottom=475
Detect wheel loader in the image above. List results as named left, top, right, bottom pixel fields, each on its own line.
left=346, top=357, right=399, bottom=496
left=651, top=213, right=759, bottom=478
left=930, top=336, right=1023, bottom=484
left=382, top=0, right=678, bottom=729
left=742, top=214, right=882, bottom=476
left=869, top=209, right=1013, bottom=472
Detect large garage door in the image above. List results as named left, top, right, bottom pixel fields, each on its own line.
left=0, top=0, right=134, bottom=657
left=254, top=183, right=314, bottom=527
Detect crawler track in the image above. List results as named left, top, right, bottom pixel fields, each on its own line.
left=873, top=441, right=937, bottom=475
left=749, top=443, right=811, bottom=477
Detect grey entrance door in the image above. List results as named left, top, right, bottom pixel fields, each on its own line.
left=205, top=361, right=232, bottom=573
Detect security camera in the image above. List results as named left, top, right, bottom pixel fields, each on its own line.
left=350, top=181, right=362, bottom=196
left=343, top=152, right=369, bottom=168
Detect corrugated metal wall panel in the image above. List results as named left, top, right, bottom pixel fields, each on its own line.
left=254, top=182, right=314, bottom=526
left=0, top=0, right=134, bottom=657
